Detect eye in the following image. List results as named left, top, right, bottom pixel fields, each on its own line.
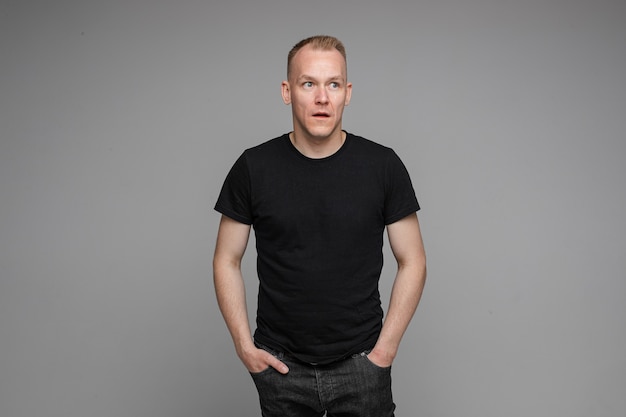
left=303, top=81, right=313, bottom=88
left=330, top=82, right=339, bottom=89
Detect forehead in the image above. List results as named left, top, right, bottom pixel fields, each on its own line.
left=290, top=45, right=347, bottom=80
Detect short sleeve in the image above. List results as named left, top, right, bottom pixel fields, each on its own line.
left=214, top=152, right=253, bottom=225
left=383, top=150, right=420, bottom=225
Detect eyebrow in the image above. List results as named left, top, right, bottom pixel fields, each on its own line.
left=296, top=74, right=345, bottom=83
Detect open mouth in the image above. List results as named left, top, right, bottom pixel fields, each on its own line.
left=313, top=112, right=330, bottom=118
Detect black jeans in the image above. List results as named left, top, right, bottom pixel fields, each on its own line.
left=250, top=343, right=395, bottom=417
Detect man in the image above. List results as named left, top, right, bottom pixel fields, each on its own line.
left=213, top=35, right=426, bottom=417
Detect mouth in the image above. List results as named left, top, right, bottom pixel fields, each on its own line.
left=312, top=112, right=331, bottom=118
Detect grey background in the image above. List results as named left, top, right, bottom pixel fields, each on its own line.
left=1, top=0, right=625, bottom=416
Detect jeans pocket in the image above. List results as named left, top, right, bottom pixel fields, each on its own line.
left=362, top=351, right=392, bottom=370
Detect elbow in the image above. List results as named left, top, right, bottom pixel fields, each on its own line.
left=213, top=254, right=242, bottom=280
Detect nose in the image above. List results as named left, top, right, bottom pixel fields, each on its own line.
left=315, top=87, right=329, bottom=104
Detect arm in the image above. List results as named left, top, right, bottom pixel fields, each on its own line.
left=368, top=212, right=427, bottom=367
left=213, top=215, right=289, bottom=374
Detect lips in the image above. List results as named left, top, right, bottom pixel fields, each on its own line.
left=313, top=112, right=330, bottom=117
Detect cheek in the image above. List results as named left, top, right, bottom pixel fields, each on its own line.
left=295, top=98, right=310, bottom=109
left=334, top=96, right=348, bottom=108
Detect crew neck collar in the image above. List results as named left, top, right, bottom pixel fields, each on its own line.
left=285, top=131, right=351, bottom=161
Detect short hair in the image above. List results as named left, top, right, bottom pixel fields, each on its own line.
left=287, top=35, right=347, bottom=79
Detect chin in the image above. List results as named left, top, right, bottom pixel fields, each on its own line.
left=307, top=126, right=338, bottom=139
left=311, top=131, right=333, bottom=139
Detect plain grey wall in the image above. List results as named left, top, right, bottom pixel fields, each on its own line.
left=1, top=0, right=625, bottom=416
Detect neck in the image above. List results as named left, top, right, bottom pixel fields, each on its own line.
left=289, top=130, right=346, bottom=159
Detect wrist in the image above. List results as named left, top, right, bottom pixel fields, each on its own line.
left=367, top=346, right=396, bottom=368
left=373, top=348, right=396, bottom=361
left=371, top=341, right=398, bottom=363
left=234, top=337, right=256, bottom=359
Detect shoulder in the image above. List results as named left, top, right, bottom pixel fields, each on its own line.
left=230, top=134, right=290, bottom=172
left=243, top=134, right=289, bottom=157
left=347, top=132, right=391, bottom=150
left=231, top=134, right=294, bottom=177
left=345, top=132, right=397, bottom=161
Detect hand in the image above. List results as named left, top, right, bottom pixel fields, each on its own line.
left=239, top=346, right=289, bottom=374
left=366, top=347, right=394, bottom=368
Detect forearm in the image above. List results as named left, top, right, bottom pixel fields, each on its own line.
left=213, top=260, right=289, bottom=374
left=212, top=216, right=288, bottom=374
left=213, top=262, right=255, bottom=357
left=372, top=261, right=426, bottom=363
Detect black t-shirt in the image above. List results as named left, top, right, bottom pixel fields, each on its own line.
left=215, top=132, right=419, bottom=364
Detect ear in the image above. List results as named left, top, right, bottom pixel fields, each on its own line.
left=281, top=81, right=291, bottom=105
left=344, top=82, right=353, bottom=106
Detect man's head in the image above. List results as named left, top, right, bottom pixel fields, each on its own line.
left=282, top=35, right=352, bottom=143
left=287, top=35, right=347, bottom=80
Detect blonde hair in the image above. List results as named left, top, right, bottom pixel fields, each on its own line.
left=287, top=35, right=347, bottom=79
